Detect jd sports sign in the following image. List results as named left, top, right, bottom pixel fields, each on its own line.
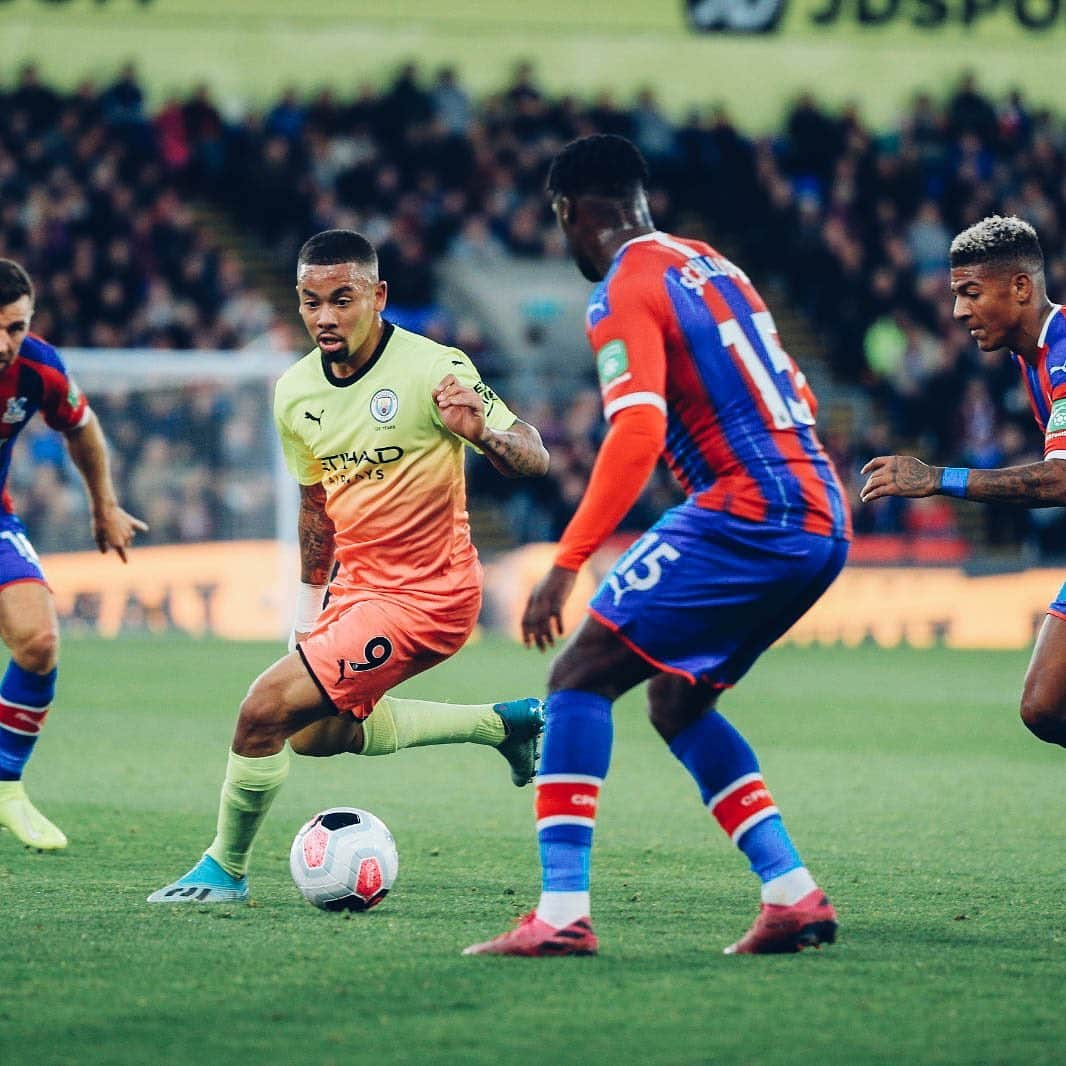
left=686, top=0, right=1063, bottom=30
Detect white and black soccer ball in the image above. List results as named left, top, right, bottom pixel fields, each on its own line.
left=289, top=807, right=398, bottom=911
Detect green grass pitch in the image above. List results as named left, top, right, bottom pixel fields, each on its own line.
left=1, top=635, right=1063, bottom=1065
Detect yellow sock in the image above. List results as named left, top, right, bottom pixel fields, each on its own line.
left=205, top=748, right=290, bottom=877
left=360, top=695, right=506, bottom=756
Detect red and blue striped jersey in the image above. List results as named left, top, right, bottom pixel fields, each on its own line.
left=587, top=231, right=851, bottom=540
left=1013, top=305, right=1066, bottom=458
left=0, top=334, right=90, bottom=513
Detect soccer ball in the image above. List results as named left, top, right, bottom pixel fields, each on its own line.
left=289, top=807, right=398, bottom=911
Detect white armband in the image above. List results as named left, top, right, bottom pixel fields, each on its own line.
left=294, top=582, right=327, bottom=633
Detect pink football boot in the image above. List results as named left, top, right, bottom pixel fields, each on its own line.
left=463, top=911, right=599, bottom=957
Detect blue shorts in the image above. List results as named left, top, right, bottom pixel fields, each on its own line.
left=588, top=503, right=848, bottom=688
left=0, top=514, right=46, bottom=589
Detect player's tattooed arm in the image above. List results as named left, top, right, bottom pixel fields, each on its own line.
left=433, top=374, right=549, bottom=478
left=298, top=482, right=335, bottom=584
left=859, top=456, right=939, bottom=502
left=478, top=419, right=551, bottom=479
left=860, top=455, right=1066, bottom=507
left=963, top=460, right=1066, bottom=506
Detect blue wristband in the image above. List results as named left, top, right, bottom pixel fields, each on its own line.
left=940, top=467, right=970, bottom=498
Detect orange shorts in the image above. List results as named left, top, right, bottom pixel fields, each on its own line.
left=296, top=572, right=482, bottom=718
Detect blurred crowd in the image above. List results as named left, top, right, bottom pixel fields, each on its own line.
left=744, top=78, right=1065, bottom=553
left=0, top=64, right=285, bottom=350
left=2, top=62, right=1064, bottom=555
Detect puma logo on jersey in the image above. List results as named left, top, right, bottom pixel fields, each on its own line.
left=1048, top=362, right=1066, bottom=376
left=304, top=410, right=324, bottom=426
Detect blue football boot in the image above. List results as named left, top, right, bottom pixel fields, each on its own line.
left=147, top=853, right=249, bottom=904
left=493, top=697, right=545, bottom=787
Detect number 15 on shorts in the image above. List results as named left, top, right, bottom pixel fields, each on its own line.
left=605, top=533, right=681, bottom=606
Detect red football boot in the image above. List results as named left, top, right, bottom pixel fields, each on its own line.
left=463, top=911, right=599, bottom=957
left=724, top=888, right=837, bottom=955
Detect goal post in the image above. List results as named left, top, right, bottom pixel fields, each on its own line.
left=11, top=348, right=300, bottom=639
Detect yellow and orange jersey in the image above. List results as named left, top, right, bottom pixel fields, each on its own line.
left=274, top=321, right=516, bottom=589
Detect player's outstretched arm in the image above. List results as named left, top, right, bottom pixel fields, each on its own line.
left=432, top=374, right=549, bottom=478
left=64, top=413, right=148, bottom=562
left=523, top=404, right=666, bottom=651
left=860, top=454, right=1066, bottom=507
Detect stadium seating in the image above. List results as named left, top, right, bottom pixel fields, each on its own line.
left=3, top=64, right=1063, bottom=557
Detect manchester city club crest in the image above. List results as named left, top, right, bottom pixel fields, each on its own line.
left=370, top=388, right=399, bottom=424
left=2, top=396, right=28, bottom=424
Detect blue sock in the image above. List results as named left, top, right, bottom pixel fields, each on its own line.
left=668, top=710, right=803, bottom=883
left=0, top=662, right=56, bottom=781
left=535, top=690, right=613, bottom=894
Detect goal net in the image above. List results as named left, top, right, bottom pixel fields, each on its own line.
left=9, top=348, right=298, bottom=640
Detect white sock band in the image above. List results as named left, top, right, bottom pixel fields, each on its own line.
left=536, top=891, right=590, bottom=928
left=760, top=866, right=817, bottom=906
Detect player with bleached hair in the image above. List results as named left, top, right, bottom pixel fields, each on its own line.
left=150, top=229, right=550, bottom=903
left=862, top=215, right=1066, bottom=748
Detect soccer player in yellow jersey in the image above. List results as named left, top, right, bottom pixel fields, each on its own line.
left=150, top=230, right=549, bottom=903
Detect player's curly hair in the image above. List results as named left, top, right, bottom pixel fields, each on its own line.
left=298, top=230, right=378, bottom=274
left=0, top=260, right=33, bottom=307
left=547, top=134, right=649, bottom=200
left=949, top=215, right=1044, bottom=275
